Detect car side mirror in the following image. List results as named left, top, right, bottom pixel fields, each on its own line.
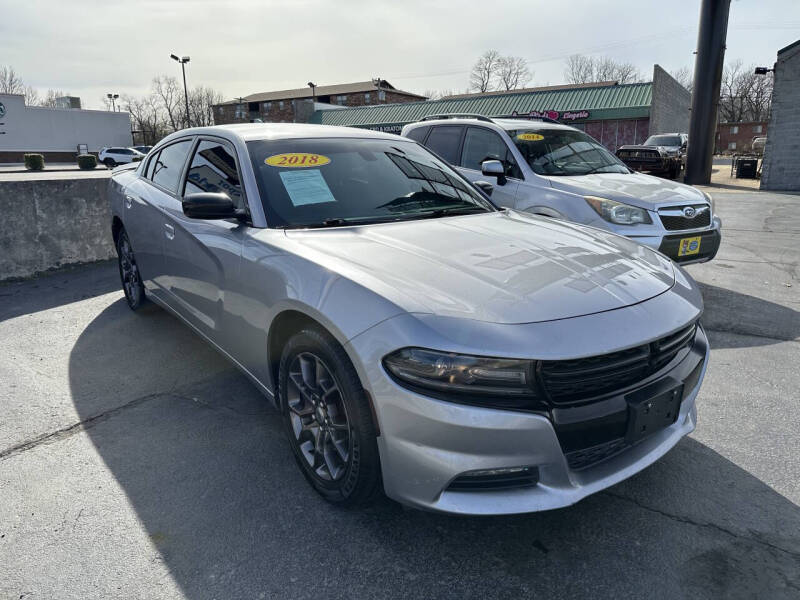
left=473, top=180, right=494, bottom=197
left=182, top=192, right=243, bottom=220
left=481, top=160, right=507, bottom=186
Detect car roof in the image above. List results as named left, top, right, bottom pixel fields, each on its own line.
left=160, top=123, right=406, bottom=144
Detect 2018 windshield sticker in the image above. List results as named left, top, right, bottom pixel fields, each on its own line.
left=265, top=153, right=330, bottom=168
left=517, top=133, right=544, bottom=141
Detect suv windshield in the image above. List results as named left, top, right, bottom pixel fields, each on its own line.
left=644, top=135, right=682, bottom=146
left=508, top=128, right=629, bottom=176
left=248, top=138, right=494, bottom=228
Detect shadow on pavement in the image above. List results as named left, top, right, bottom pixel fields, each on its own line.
left=0, top=260, right=119, bottom=322
left=68, top=301, right=800, bottom=599
left=698, top=282, right=799, bottom=349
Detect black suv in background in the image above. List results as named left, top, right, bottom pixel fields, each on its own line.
left=617, top=133, right=688, bottom=179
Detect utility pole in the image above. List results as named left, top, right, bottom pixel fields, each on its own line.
left=106, top=93, right=119, bottom=112
left=170, top=54, right=191, bottom=128
left=685, top=0, right=732, bottom=184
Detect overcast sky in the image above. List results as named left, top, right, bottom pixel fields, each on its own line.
left=2, top=0, right=798, bottom=110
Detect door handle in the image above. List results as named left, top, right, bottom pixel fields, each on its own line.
left=124, top=194, right=134, bottom=209
left=164, top=223, right=175, bottom=240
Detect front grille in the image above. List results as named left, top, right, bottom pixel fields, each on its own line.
left=566, top=438, right=627, bottom=470
left=540, top=323, right=697, bottom=404
left=446, top=467, right=539, bottom=492
left=619, top=150, right=659, bottom=160
left=659, top=207, right=711, bottom=230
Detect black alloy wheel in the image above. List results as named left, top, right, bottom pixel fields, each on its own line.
left=116, top=229, right=146, bottom=310
left=279, top=328, right=381, bottom=505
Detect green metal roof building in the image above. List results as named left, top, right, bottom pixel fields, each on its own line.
left=310, top=66, right=689, bottom=152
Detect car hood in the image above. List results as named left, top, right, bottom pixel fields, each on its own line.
left=545, top=171, right=706, bottom=209
left=281, top=211, right=675, bottom=324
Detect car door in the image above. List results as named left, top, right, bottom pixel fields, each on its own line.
left=458, top=126, right=520, bottom=208
left=121, top=151, right=171, bottom=298
left=160, top=137, right=248, bottom=345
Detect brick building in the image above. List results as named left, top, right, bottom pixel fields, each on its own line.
left=715, top=121, right=768, bottom=154
left=761, top=39, right=800, bottom=191
left=214, top=79, right=425, bottom=125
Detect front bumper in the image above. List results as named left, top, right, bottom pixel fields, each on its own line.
left=624, top=216, right=722, bottom=265
left=347, top=299, right=708, bottom=515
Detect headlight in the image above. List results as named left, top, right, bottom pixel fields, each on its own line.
left=703, top=191, right=715, bottom=215
left=585, top=196, right=652, bottom=225
left=382, top=348, right=538, bottom=404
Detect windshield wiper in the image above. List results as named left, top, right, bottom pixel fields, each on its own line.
left=418, top=206, right=488, bottom=219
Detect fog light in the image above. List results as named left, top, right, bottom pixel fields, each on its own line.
left=446, top=466, right=539, bottom=491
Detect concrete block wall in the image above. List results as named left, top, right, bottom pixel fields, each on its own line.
left=0, top=177, right=115, bottom=281
left=761, top=40, right=800, bottom=191
left=649, top=64, right=691, bottom=135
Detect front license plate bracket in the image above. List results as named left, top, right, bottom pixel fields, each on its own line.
left=626, top=384, right=683, bottom=444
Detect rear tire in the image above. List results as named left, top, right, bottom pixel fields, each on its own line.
left=116, top=229, right=147, bottom=310
left=278, top=327, right=382, bottom=506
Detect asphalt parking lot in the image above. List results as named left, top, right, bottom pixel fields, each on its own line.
left=1, top=186, right=798, bottom=599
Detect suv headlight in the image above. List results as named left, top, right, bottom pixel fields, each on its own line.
left=585, top=196, right=652, bottom=225
left=383, top=348, right=539, bottom=404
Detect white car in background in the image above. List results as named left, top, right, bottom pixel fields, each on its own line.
left=98, top=147, right=146, bottom=168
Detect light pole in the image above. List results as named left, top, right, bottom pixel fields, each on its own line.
left=170, top=54, right=191, bottom=128
left=106, top=93, right=119, bottom=111
left=307, top=81, right=317, bottom=103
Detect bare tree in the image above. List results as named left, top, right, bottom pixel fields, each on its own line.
left=564, top=54, right=642, bottom=84
left=564, top=55, right=595, bottom=85
left=422, top=89, right=456, bottom=100
left=670, top=66, right=693, bottom=93
left=152, top=75, right=184, bottom=130
left=188, top=85, right=224, bottom=127
left=39, top=89, right=68, bottom=108
left=23, top=86, right=40, bottom=106
left=469, top=50, right=501, bottom=93
left=497, top=56, right=532, bottom=90
left=0, top=65, right=24, bottom=94
left=719, top=60, right=773, bottom=123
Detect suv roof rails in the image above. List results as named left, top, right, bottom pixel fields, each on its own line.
left=495, top=114, right=561, bottom=125
left=419, top=113, right=494, bottom=123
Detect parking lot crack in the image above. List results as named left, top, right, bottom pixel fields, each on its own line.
left=604, top=491, right=800, bottom=561
left=0, top=392, right=174, bottom=462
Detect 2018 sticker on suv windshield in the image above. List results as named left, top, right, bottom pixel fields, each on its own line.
left=265, top=153, right=331, bottom=168
left=517, top=133, right=544, bottom=141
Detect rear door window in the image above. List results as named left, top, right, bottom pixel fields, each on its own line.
left=150, top=140, right=193, bottom=194
left=405, top=126, right=430, bottom=143
left=424, top=126, right=464, bottom=165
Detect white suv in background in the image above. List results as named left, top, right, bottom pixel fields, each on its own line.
left=402, top=115, right=722, bottom=265
left=98, top=147, right=146, bottom=168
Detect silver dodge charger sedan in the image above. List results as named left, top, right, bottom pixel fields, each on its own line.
left=109, top=123, right=708, bottom=515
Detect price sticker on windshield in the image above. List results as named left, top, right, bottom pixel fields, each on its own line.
left=517, top=133, right=544, bottom=141
left=265, top=153, right=331, bottom=168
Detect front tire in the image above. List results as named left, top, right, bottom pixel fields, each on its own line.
left=278, top=327, right=381, bottom=506
left=116, top=229, right=146, bottom=310
left=104, top=158, right=116, bottom=168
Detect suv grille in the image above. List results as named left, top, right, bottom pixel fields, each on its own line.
left=659, top=206, right=711, bottom=230
left=540, top=323, right=697, bottom=404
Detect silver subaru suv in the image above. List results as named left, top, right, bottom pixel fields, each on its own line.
left=402, top=115, right=722, bottom=265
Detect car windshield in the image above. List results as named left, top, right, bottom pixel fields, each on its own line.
left=508, top=128, right=629, bottom=176
left=644, top=135, right=682, bottom=146
left=247, top=137, right=495, bottom=228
